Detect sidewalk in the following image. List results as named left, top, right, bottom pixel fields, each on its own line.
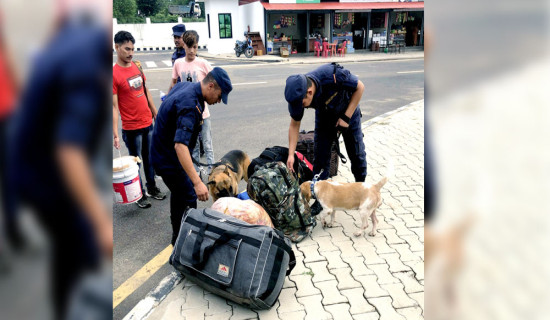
left=127, top=100, right=425, bottom=320
left=199, top=47, right=424, bottom=64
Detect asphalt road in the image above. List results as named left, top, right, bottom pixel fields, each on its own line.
left=113, top=53, right=424, bottom=319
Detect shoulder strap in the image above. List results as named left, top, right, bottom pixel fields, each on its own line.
left=331, top=62, right=341, bottom=84
left=133, top=61, right=149, bottom=101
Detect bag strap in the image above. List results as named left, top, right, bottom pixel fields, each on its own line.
left=191, top=222, right=238, bottom=270
left=133, top=60, right=149, bottom=102
left=271, top=234, right=296, bottom=275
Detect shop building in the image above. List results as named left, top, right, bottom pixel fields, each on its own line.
left=203, top=0, right=423, bottom=55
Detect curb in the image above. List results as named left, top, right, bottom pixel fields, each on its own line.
left=198, top=51, right=423, bottom=64
left=121, top=99, right=424, bottom=320
left=361, top=99, right=424, bottom=130
left=122, top=272, right=183, bottom=320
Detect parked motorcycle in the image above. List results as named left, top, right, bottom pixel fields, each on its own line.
left=235, top=33, right=254, bottom=58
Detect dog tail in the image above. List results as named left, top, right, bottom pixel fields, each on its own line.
left=374, top=159, right=394, bottom=191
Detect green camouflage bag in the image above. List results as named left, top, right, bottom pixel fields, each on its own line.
left=247, top=161, right=316, bottom=242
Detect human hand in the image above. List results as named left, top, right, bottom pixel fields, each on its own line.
left=287, top=155, right=295, bottom=172
left=336, top=118, right=349, bottom=132
left=194, top=181, right=209, bottom=201
left=335, top=118, right=349, bottom=129
left=114, top=136, right=120, bottom=149
left=98, top=219, right=113, bottom=259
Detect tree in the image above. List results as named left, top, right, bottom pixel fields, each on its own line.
left=114, top=0, right=138, bottom=21
left=136, top=0, right=161, bottom=17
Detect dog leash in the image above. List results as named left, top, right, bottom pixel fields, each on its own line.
left=334, top=132, right=348, bottom=164
left=310, top=169, right=324, bottom=200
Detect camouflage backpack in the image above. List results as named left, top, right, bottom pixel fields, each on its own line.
left=247, top=161, right=316, bottom=242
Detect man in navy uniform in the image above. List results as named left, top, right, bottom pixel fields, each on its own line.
left=285, top=63, right=367, bottom=214
left=171, top=23, right=186, bottom=65
left=151, top=67, right=233, bottom=245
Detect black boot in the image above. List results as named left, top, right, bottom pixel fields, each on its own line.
left=310, top=200, right=323, bottom=216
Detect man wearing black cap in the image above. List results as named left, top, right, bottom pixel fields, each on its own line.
left=151, top=67, right=233, bottom=245
left=171, top=23, right=186, bottom=65
left=285, top=63, right=367, bottom=213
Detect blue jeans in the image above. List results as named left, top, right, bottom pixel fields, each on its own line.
left=192, top=117, right=214, bottom=171
left=121, top=124, right=156, bottom=193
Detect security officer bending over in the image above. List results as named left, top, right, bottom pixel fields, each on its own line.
left=151, top=67, right=233, bottom=245
left=285, top=63, right=367, bottom=213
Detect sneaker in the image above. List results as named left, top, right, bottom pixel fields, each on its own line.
left=136, top=196, right=152, bottom=208
left=147, top=187, right=167, bottom=200
left=310, top=200, right=323, bottom=216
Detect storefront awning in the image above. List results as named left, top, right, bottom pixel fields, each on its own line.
left=261, top=1, right=424, bottom=11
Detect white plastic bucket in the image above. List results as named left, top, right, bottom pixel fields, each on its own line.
left=113, top=156, right=142, bottom=204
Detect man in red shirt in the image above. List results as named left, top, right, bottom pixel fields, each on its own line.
left=113, top=31, right=166, bottom=208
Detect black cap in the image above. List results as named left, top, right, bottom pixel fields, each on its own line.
left=210, top=67, right=233, bottom=104
left=285, top=74, right=308, bottom=119
left=172, top=24, right=186, bottom=37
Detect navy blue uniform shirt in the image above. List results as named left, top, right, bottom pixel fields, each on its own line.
left=171, top=48, right=186, bottom=65
left=290, top=64, right=358, bottom=122
left=151, top=81, right=204, bottom=175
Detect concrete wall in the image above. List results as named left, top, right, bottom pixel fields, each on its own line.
left=113, top=18, right=209, bottom=50
left=204, top=0, right=240, bottom=54
left=205, top=0, right=265, bottom=54
left=239, top=1, right=265, bottom=40
left=112, top=0, right=266, bottom=54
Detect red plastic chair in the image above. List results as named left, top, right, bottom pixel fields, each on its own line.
left=314, top=41, right=322, bottom=57
left=337, top=41, right=347, bottom=57
left=322, top=41, right=329, bottom=58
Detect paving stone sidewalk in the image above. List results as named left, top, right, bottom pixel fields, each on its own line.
left=140, top=100, right=425, bottom=320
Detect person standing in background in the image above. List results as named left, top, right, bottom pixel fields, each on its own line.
left=113, top=30, right=166, bottom=209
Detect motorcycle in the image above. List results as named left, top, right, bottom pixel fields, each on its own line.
left=234, top=33, right=254, bottom=58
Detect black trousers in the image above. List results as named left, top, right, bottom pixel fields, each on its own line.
left=159, top=171, right=197, bottom=245
left=314, top=107, right=367, bottom=182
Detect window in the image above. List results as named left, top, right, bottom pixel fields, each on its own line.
left=218, top=13, right=232, bottom=39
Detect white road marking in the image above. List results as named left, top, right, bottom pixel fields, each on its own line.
left=162, top=60, right=172, bottom=67
left=145, top=61, right=157, bottom=68
left=232, top=81, right=268, bottom=86
left=397, top=70, right=424, bottom=74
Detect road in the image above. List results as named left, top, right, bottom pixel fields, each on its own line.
left=113, top=52, right=424, bottom=319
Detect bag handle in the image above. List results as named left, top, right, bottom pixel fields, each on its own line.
left=191, top=222, right=238, bottom=270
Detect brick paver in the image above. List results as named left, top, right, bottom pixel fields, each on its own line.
left=143, top=100, right=424, bottom=320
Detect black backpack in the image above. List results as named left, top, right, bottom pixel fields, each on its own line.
left=296, top=130, right=347, bottom=177
left=248, top=146, right=313, bottom=184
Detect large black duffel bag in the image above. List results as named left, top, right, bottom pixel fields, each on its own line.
left=170, top=208, right=296, bottom=309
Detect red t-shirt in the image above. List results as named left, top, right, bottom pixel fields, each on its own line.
left=113, top=62, right=152, bottom=130
left=0, top=46, right=16, bottom=119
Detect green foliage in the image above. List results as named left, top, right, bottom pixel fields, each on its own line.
left=136, top=0, right=161, bottom=17
left=150, top=13, right=179, bottom=23
left=114, top=0, right=138, bottom=20
left=114, top=0, right=205, bottom=23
